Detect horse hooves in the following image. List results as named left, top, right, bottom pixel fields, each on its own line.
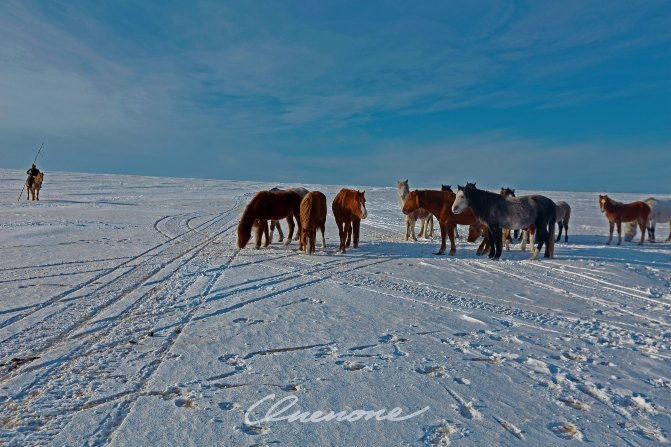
left=448, top=251, right=455, bottom=256
left=434, top=252, right=445, bottom=256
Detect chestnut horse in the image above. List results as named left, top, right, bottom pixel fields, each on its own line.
left=402, top=189, right=488, bottom=256
left=398, top=180, right=433, bottom=241
left=299, top=191, right=327, bottom=255
left=453, top=185, right=556, bottom=260
left=237, top=190, right=302, bottom=249
left=26, top=172, right=44, bottom=201
left=599, top=195, right=650, bottom=245
left=332, top=189, right=367, bottom=253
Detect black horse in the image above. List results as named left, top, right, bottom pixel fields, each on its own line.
left=452, top=185, right=556, bottom=260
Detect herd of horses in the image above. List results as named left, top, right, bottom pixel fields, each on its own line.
left=236, top=182, right=671, bottom=259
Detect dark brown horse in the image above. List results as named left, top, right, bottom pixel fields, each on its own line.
left=299, top=191, right=327, bottom=255
left=237, top=190, right=302, bottom=249
left=332, top=189, right=367, bottom=253
left=599, top=195, right=650, bottom=245
left=402, top=189, right=488, bottom=256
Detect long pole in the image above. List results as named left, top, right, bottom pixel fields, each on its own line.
left=18, top=142, right=44, bottom=202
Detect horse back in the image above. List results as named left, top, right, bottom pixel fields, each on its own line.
left=248, top=190, right=301, bottom=221
left=332, top=188, right=358, bottom=220
left=301, top=191, right=327, bottom=227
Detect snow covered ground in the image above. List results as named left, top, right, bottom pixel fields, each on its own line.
left=0, top=168, right=669, bottom=446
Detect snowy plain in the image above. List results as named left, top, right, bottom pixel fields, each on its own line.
left=0, top=168, right=669, bottom=446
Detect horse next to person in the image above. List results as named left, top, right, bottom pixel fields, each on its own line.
left=624, top=198, right=671, bottom=243
left=26, top=172, right=44, bottom=201
left=398, top=180, right=433, bottom=241
left=402, top=189, right=488, bottom=256
left=238, top=190, right=302, bottom=249
left=332, top=189, right=367, bottom=253
left=554, top=201, right=572, bottom=242
left=453, top=185, right=556, bottom=260
left=299, top=191, right=327, bottom=255
left=599, top=195, right=650, bottom=245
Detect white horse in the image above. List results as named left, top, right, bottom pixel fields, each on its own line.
left=624, top=197, right=671, bottom=242
left=398, top=180, right=433, bottom=241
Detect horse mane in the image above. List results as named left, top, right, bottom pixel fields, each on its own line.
left=461, top=185, right=504, bottom=217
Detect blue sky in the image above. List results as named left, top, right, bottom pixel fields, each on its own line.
left=1, top=0, right=669, bottom=192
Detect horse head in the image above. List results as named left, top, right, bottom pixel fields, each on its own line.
left=401, top=190, right=420, bottom=215
left=500, top=187, right=515, bottom=197
left=452, top=185, right=469, bottom=214
left=598, top=194, right=609, bottom=213
left=357, top=190, right=368, bottom=219
left=441, top=184, right=452, bottom=192
left=467, top=224, right=483, bottom=242
left=465, top=182, right=477, bottom=190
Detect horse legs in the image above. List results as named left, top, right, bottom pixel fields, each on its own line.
left=555, top=221, right=563, bottom=242
left=606, top=221, right=614, bottom=245
left=544, top=217, right=555, bottom=258
left=405, top=217, right=410, bottom=241
left=336, top=219, right=346, bottom=253
left=284, top=216, right=295, bottom=245
left=418, top=218, right=425, bottom=239
left=447, top=222, right=457, bottom=256
left=308, top=226, right=315, bottom=254
left=638, top=218, right=647, bottom=245
left=531, top=223, right=546, bottom=260
left=502, top=229, right=510, bottom=251
left=493, top=226, right=503, bottom=259
left=647, top=218, right=655, bottom=243
left=345, top=221, right=352, bottom=248
left=263, top=221, right=271, bottom=247
left=436, top=222, right=447, bottom=255
left=427, top=216, right=434, bottom=238
left=410, top=217, right=418, bottom=241
left=528, top=227, right=535, bottom=252
left=320, top=221, right=326, bottom=250
left=487, top=226, right=497, bottom=258
left=353, top=218, right=361, bottom=248
left=616, top=221, right=622, bottom=245
left=254, top=220, right=266, bottom=249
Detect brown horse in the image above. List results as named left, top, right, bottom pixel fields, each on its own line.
left=402, top=189, right=488, bottom=255
left=237, top=190, right=302, bottom=249
left=466, top=223, right=491, bottom=256
left=599, top=195, right=650, bottom=245
left=26, top=172, right=44, bottom=201
left=299, top=191, right=327, bottom=255
left=332, top=189, right=367, bottom=253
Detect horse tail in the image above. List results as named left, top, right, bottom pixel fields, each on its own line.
left=300, top=193, right=313, bottom=229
